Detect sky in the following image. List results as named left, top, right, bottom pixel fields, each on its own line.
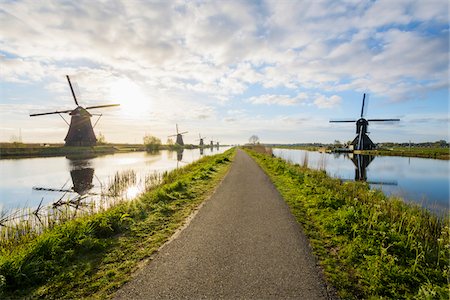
left=0, top=0, right=449, bottom=145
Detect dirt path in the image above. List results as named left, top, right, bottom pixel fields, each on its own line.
left=114, top=149, right=331, bottom=299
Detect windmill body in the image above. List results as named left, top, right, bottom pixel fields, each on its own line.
left=168, top=124, right=188, bottom=146
left=30, top=75, right=119, bottom=147
left=65, top=107, right=96, bottom=146
left=330, top=93, right=399, bottom=151
left=196, top=133, right=206, bottom=147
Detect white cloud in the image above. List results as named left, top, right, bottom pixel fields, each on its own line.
left=0, top=0, right=448, bottom=144
left=248, top=93, right=310, bottom=106
left=313, top=94, right=342, bottom=109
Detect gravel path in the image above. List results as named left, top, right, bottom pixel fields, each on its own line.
left=114, top=149, right=331, bottom=299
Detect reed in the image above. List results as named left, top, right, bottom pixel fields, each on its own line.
left=0, top=168, right=165, bottom=248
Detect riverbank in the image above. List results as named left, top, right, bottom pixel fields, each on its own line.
left=0, top=143, right=140, bottom=159
left=0, top=143, right=224, bottom=159
left=0, top=148, right=235, bottom=299
left=272, top=145, right=449, bottom=160
left=245, top=147, right=448, bottom=299
left=360, top=147, right=449, bottom=160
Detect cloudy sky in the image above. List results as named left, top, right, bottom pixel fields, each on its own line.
left=1, top=0, right=448, bottom=145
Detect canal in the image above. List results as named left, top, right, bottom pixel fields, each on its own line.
left=273, top=148, right=449, bottom=214
left=0, top=147, right=230, bottom=214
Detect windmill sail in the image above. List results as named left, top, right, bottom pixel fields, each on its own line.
left=29, top=75, right=120, bottom=146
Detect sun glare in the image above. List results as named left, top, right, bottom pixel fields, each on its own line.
left=110, top=78, right=151, bottom=117
left=125, top=185, right=141, bottom=199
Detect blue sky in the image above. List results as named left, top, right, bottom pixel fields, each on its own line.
left=0, top=0, right=448, bottom=145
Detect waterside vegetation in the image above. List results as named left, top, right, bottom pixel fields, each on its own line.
left=0, top=142, right=222, bottom=159
left=0, top=148, right=235, bottom=299
left=270, top=142, right=449, bottom=160
left=245, top=147, right=449, bottom=299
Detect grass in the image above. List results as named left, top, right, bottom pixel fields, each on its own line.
left=245, top=148, right=449, bottom=299
left=362, top=147, right=449, bottom=160
left=0, top=148, right=235, bottom=299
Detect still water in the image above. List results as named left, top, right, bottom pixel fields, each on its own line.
left=0, top=147, right=230, bottom=213
left=273, top=149, right=449, bottom=213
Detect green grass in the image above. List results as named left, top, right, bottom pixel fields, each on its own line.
left=363, top=147, right=449, bottom=160
left=245, top=148, right=449, bottom=299
left=0, top=148, right=235, bottom=299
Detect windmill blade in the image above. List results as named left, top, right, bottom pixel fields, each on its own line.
left=367, top=118, right=400, bottom=122
left=66, top=75, right=79, bottom=106
left=357, top=125, right=363, bottom=150
left=179, top=131, right=188, bottom=135
left=329, top=120, right=356, bottom=123
left=360, top=93, right=366, bottom=118
left=367, top=180, right=398, bottom=186
left=85, top=104, right=120, bottom=109
left=33, top=187, right=74, bottom=193
left=30, top=109, right=73, bottom=116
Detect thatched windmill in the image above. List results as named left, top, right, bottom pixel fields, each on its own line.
left=30, top=75, right=119, bottom=146
left=330, top=93, right=399, bottom=150
left=168, top=124, right=188, bottom=146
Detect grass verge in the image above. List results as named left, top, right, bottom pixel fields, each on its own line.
left=245, top=148, right=449, bottom=299
left=0, top=148, right=235, bottom=299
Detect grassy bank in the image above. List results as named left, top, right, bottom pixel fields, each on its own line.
left=361, top=147, right=449, bottom=160
left=245, top=148, right=448, bottom=299
left=271, top=145, right=449, bottom=160
left=0, top=148, right=235, bottom=299
left=0, top=143, right=222, bottom=159
left=0, top=144, right=119, bottom=158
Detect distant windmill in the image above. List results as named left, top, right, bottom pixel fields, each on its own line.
left=30, top=75, right=120, bottom=146
left=330, top=93, right=400, bottom=150
left=196, top=133, right=206, bottom=147
left=168, top=124, right=188, bottom=146
left=216, top=141, right=220, bottom=149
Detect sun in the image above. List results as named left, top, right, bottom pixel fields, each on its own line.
left=109, top=78, right=151, bottom=117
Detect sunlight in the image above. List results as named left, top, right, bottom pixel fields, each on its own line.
left=109, top=78, right=151, bottom=117
left=125, top=185, right=141, bottom=199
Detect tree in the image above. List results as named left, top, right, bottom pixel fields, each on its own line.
left=143, top=134, right=161, bottom=151
left=249, top=135, right=260, bottom=144
left=97, top=132, right=107, bottom=145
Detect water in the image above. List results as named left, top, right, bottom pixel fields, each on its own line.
left=273, top=148, right=449, bottom=213
left=0, top=147, right=229, bottom=213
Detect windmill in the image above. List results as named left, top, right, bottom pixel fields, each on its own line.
left=30, top=75, right=120, bottom=146
left=330, top=93, right=400, bottom=150
left=196, top=133, right=206, bottom=147
left=168, top=124, right=188, bottom=146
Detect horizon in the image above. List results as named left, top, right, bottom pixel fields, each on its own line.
left=1, top=1, right=449, bottom=145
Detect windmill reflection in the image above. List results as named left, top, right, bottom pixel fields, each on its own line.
left=200, top=147, right=204, bottom=155
left=33, top=156, right=98, bottom=207
left=348, top=153, right=397, bottom=186
left=349, top=153, right=375, bottom=181
left=177, top=149, right=184, bottom=162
